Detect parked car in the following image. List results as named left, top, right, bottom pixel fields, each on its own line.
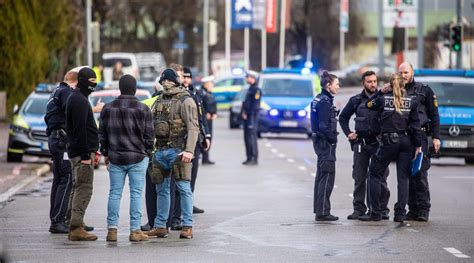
left=415, top=69, right=474, bottom=164
left=257, top=68, right=315, bottom=138
left=7, top=84, right=54, bottom=162
left=211, top=69, right=246, bottom=110
left=102, top=52, right=140, bottom=83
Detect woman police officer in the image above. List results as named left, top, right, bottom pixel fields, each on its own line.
left=359, top=73, right=422, bottom=223
left=311, top=71, right=340, bottom=221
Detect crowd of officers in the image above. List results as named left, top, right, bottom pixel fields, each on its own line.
left=44, top=62, right=261, bottom=242
left=311, top=62, right=440, bottom=223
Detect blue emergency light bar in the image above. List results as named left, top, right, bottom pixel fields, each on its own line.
left=414, top=69, right=474, bottom=78
left=35, top=83, right=57, bottom=93
left=262, top=68, right=311, bottom=75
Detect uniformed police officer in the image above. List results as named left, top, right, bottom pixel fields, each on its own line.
left=241, top=70, right=261, bottom=165
left=399, top=62, right=440, bottom=222
left=359, top=73, right=422, bottom=223
left=311, top=71, right=340, bottom=221
left=45, top=68, right=104, bottom=234
left=199, top=76, right=217, bottom=165
left=339, top=71, right=390, bottom=220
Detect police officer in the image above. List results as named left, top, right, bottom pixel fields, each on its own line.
left=45, top=68, right=104, bottom=234
left=241, top=70, right=261, bottom=165
left=339, top=71, right=390, bottom=220
left=359, top=73, right=422, bottom=223
left=199, top=76, right=217, bottom=165
left=44, top=70, right=78, bottom=234
left=311, top=71, right=340, bottom=221
left=399, top=62, right=440, bottom=222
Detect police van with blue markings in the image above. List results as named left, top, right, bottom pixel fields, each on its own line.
left=414, top=69, right=474, bottom=164
left=257, top=68, right=315, bottom=138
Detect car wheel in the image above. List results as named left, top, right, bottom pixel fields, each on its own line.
left=7, top=152, right=23, bottom=162
left=465, top=157, right=474, bottom=165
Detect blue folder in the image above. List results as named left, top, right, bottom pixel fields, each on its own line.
left=411, top=151, right=423, bottom=176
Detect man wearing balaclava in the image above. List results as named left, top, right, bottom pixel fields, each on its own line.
left=65, top=67, right=99, bottom=241
left=99, top=75, right=154, bottom=242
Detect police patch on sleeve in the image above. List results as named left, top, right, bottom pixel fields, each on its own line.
left=433, top=95, right=438, bottom=107
left=255, top=91, right=261, bottom=100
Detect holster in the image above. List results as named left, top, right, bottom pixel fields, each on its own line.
left=172, top=161, right=191, bottom=181
left=148, top=155, right=171, bottom=184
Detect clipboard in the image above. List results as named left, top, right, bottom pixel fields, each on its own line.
left=411, top=151, right=423, bottom=177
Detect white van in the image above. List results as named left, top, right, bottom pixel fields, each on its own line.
left=102, top=52, right=140, bottom=83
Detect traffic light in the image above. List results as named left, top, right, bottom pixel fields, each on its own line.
left=450, top=24, right=462, bottom=52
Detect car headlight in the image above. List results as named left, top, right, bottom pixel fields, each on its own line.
left=11, top=115, right=30, bottom=133
left=269, top=109, right=279, bottom=116
left=297, top=109, right=307, bottom=117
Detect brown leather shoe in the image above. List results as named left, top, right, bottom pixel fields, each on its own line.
left=68, top=227, right=98, bottom=241
left=106, top=228, right=117, bottom=242
left=144, top=227, right=168, bottom=238
left=179, top=226, right=193, bottom=239
left=129, top=230, right=149, bottom=242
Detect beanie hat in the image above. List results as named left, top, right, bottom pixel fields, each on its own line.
left=159, top=68, right=180, bottom=85
left=183, top=67, right=192, bottom=78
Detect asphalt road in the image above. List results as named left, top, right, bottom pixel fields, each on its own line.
left=0, top=87, right=472, bottom=262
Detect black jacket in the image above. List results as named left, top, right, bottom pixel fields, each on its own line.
left=310, top=89, right=338, bottom=143
left=188, top=84, right=211, bottom=140
left=242, top=83, right=262, bottom=115
left=200, top=88, right=217, bottom=115
left=366, top=90, right=421, bottom=147
left=44, top=82, right=73, bottom=136
left=66, top=89, right=99, bottom=160
left=339, top=89, right=381, bottom=138
left=405, top=80, right=440, bottom=139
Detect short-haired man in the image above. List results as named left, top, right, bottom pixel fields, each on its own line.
left=399, top=62, right=440, bottom=222
left=100, top=75, right=154, bottom=242
left=339, top=71, right=390, bottom=220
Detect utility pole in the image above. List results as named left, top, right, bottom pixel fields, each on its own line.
left=225, top=0, right=231, bottom=71
left=278, top=0, right=286, bottom=68
left=86, top=0, right=92, bottom=66
left=244, top=28, right=250, bottom=70
left=203, top=0, right=209, bottom=76
left=417, top=0, right=424, bottom=68
left=378, top=0, right=384, bottom=77
left=456, top=0, right=463, bottom=69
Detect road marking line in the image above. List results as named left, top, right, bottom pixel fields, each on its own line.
left=278, top=153, right=286, bottom=158
left=270, top=148, right=278, bottom=153
left=444, top=248, right=471, bottom=258
left=298, top=166, right=307, bottom=171
left=406, top=228, right=419, bottom=233
left=287, top=158, right=295, bottom=163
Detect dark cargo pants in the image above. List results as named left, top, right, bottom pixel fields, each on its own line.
left=69, top=153, right=95, bottom=229
left=408, top=133, right=431, bottom=215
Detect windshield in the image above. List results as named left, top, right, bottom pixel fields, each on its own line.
left=22, top=96, right=48, bottom=115
left=427, top=82, right=474, bottom=107
left=104, top=58, right=132, bottom=67
left=262, top=78, right=313, bottom=97
left=89, top=95, right=149, bottom=105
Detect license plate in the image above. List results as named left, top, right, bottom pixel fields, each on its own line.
left=442, top=140, right=468, bottom=148
left=279, top=120, right=298, bottom=128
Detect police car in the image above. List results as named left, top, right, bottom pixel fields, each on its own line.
left=212, top=68, right=246, bottom=110
left=7, top=84, right=54, bottom=162
left=414, top=69, right=474, bottom=164
left=257, top=68, right=315, bottom=138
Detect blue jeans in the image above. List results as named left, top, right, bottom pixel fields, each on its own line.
left=154, top=177, right=193, bottom=228
left=107, top=157, right=148, bottom=231
left=154, top=148, right=181, bottom=170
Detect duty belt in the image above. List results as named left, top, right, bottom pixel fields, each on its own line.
left=357, top=136, right=378, bottom=145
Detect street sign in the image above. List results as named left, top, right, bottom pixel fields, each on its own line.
left=231, top=0, right=253, bottom=29
left=340, top=0, right=349, bottom=32
left=383, top=0, right=417, bottom=28
left=173, top=43, right=189, bottom=49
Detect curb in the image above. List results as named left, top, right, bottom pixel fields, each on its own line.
left=0, top=164, right=50, bottom=204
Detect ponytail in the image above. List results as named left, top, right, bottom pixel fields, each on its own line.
left=390, top=73, right=405, bottom=113
left=320, top=71, right=338, bottom=90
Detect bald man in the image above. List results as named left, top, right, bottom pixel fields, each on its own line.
left=398, top=62, right=440, bottom=222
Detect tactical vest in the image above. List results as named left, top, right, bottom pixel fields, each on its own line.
left=151, top=93, right=190, bottom=150
left=379, top=95, right=412, bottom=132
left=407, top=82, right=429, bottom=126
left=353, top=94, right=380, bottom=137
